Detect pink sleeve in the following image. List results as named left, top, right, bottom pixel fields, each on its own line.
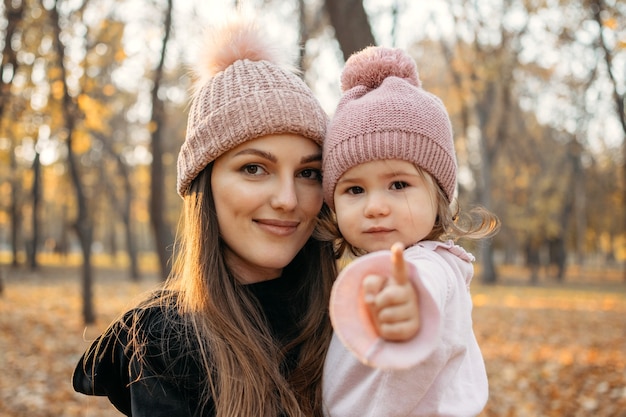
left=329, top=250, right=443, bottom=370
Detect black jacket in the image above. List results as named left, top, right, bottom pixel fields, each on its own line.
left=73, top=275, right=304, bottom=416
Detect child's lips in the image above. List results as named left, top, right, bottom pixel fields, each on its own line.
left=364, top=226, right=394, bottom=234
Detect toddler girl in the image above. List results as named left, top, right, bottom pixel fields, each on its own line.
left=322, top=46, right=500, bottom=417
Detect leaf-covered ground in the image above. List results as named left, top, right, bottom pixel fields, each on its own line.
left=473, top=283, right=626, bottom=417
left=0, top=265, right=625, bottom=417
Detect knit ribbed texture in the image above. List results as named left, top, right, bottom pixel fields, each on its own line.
left=177, top=59, right=327, bottom=197
left=323, top=47, right=457, bottom=210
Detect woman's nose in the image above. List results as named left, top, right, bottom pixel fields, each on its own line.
left=270, top=177, right=298, bottom=211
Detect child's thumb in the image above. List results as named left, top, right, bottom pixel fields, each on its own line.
left=391, top=242, right=408, bottom=285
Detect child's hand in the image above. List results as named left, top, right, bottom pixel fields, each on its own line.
left=362, top=242, right=420, bottom=342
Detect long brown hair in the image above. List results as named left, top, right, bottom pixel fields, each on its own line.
left=157, top=165, right=336, bottom=416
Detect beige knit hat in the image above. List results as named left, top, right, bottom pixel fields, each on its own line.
left=177, top=17, right=328, bottom=197
left=323, top=46, right=457, bottom=210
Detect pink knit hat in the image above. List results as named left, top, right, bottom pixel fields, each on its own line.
left=177, top=17, right=328, bottom=197
left=322, top=46, right=457, bottom=209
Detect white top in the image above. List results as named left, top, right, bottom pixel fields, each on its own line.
left=323, top=241, right=488, bottom=417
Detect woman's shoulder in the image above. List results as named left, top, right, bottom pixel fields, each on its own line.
left=73, top=289, right=201, bottom=412
left=109, top=289, right=178, bottom=330
left=83, top=289, right=184, bottom=362
left=123, top=290, right=188, bottom=346
left=73, top=290, right=188, bottom=382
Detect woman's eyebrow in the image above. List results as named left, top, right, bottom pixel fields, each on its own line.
left=233, top=149, right=276, bottom=162
left=233, top=149, right=321, bottom=164
left=301, top=154, right=322, bottom=164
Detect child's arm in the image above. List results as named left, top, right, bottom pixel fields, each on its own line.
left=328, top=244, right=444, bottom=369
left=363, top=242, right=420, bottom=342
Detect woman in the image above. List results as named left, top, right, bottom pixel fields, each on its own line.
left=73, top=16, right=336, bottom=417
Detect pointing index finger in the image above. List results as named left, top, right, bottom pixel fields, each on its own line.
left=391, top=242, right=407, bottom=285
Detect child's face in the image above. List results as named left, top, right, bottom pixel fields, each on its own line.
left=333, top=159, right=438, bottom=253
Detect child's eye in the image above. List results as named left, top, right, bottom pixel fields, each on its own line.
left=390, top=181, right=409, bottom=190
left=298, top=168, right=322, bottom=181
left=347, top=186, right=364, bottom=195
left=242, top=164, right=267, bottom=176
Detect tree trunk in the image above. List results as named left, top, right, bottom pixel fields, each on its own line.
left=9, top=143, right=19, bottom=267
left=124, top=210, right=141, bottom=281
left=76, top=219, right=94, bottom=323
left=591, top=1, right=626, bottom=282
left=526, top=239, right=541, bottom=285
left=468, top=76, right=500, bottom=284
left=118, top=177, right=141, bottom=281
left=28, top=152, right=41, bottom=270
left=149, top=0, right=174, bottom=280
left=324, top=0, right=376, bottom=61
left=477, top=115, right=498, bottom=284
left=438, top=26, right=501, bottom=284
left=0, top=0, right=23, bottom=119
left=297, top=0, right=306, bottom=70
left=2, top=0, right=24, bottom=268
left=592, top=0, right=626, bottom=282
left=551, top=141, right=582, bottom=282
left=574, top=154, right=587, bottom=266
left=100, top=134, right=141, bottom=281
left=50, top=0, right=96, bottom=324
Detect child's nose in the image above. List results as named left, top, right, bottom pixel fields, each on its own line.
left=363, top=193, right=390, bottom=217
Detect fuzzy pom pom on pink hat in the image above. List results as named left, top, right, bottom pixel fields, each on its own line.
left=323, top=46, right=457, bottom=209
left=177, top=17, right=328, bottom=197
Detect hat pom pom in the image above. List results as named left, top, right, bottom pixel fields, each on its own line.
left=340, top=47, right=421, bottom=92
left=193, top=16, right=292, bottom=88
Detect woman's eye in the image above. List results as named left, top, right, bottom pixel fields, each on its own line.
left=299, top=168, right=322, bottom=181
left=242, top=164, right=266, bottom=175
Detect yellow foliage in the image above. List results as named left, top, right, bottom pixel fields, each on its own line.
left=76, top=94, right=90, bottom=110
left=133, top=203, right=150, bottom=223
left=147, top=120, right=158, bottom=133
left=51, top=80, right=65, bottom=100
left=47, top=67, right=63, bottom=82
left=614, top=235, right=626, bottom=260
left=0, top=182, right=10, bottom=195
left=71, top=130, right=92, bottom=154
left=603, top=17, right=617, bottom=30
left=115, top=49, right=127, bottom=63
left=78, top=94, right=110, bottom=134
left=22, top=170, right=33, bottom=187
left=103, top=84, right=116, bottom=96
left=513, top=172, right=528, bottom=188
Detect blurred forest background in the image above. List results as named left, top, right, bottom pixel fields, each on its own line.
left=3, top=0, right=623, bottom=321
left=0, top=0, right=625, bottom=416
left=1, top=0, right=625, bottom=322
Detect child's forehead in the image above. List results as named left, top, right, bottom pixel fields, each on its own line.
left=339, top=159, right=425, bottom=179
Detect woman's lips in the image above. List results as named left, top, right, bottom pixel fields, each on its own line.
left=255, top=219, right=300, bottom=236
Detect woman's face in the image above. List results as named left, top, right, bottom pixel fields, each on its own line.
left=211, top=133, right=323, bottom=283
